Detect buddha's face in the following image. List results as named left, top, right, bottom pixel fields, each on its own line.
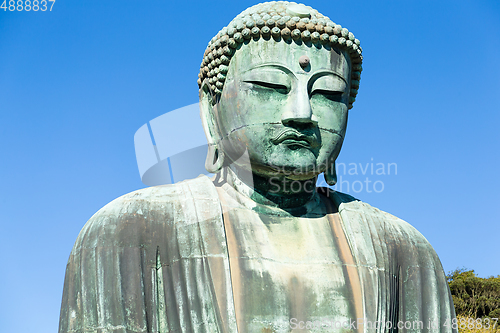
left=215, top=39, right=351, bottom=180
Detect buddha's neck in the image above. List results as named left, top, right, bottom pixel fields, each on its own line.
left=221, top=166, right=319, bottom=209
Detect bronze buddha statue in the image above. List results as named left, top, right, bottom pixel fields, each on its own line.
left=59, top=2, right=457, bottom=332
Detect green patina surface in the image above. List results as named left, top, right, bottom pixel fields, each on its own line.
left=59, top=2, right=457, bottom=333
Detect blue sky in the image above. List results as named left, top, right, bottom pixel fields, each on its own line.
left=1, top=0, right=499, bottom=332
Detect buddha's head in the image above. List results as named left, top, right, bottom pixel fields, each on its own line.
left=199, top=1, right=362, bottom=190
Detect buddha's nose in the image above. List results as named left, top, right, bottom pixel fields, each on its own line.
left=281, top=85, right=318, bottom=128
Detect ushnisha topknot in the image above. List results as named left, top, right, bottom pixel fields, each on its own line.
left=198, top=1, right=363, bottom=109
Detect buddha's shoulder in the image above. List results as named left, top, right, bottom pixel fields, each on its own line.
left=74, top=175, right=220, bottom=245
left=330, top=190, right=433, bottom=247
left=96, top=174, right=217, bottom=213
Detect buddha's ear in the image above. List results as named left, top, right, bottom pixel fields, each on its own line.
left=199, top=80, right=224, bottom=173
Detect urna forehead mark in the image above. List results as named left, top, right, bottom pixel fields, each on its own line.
left=299, top=55, right=310, bottom=68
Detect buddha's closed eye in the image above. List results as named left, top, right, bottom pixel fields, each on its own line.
left=244, top=80, right=290, bottom=94
left=311, top=89, right=344, bottom=102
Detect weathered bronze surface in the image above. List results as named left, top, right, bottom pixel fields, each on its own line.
left=59, top=2, right=457, bottom=332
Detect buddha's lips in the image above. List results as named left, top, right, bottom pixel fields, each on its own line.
left=271, top=129, right=314, bottom=147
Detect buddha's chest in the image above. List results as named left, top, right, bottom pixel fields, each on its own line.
left=224, top=207, right=357, bottom=332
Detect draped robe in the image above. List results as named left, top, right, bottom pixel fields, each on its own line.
left=59, top=175, right=457, bottom=333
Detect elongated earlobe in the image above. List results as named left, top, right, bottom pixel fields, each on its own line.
left=205, top=143, right=224, bottom=174
left=200, top=79, right=225, bottom=174
left=324, top=162, right=337, bottom=186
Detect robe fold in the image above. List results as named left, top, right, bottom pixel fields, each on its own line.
left=59, top=175, right=456, bottom=333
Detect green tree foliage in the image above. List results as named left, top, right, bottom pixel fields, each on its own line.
left=447, top=268, right=500, bottom=318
